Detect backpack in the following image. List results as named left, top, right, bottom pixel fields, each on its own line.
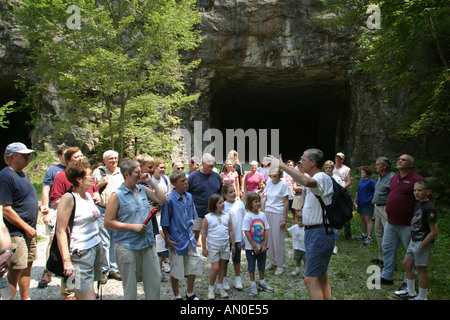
left=315, top=175, right=353, bottom=229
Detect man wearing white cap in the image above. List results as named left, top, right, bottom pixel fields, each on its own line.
left=0, top=142, right=44, bottom=299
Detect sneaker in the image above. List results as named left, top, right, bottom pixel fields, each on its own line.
left=266, top=263, right=276, bottom=271
left=355, top=234, right=367, bottom=240
left=363, top=237, right=373, bottom=245
left=38, top=269, right=52, bottom=288
left=409, top=296, right=426, bottom=300
left=207, top=289, right=215, bottom=300
left=218, top=287, right=229, bottom=298
left=186, top=293, right=201, bottom=300
left=291, top=269, right=300, bottom=276
left=234, top=277, right=243, bottom=290
left=161, top=272, right=169, bottom=282
left=258, top=282, right=274, bottom=292
left=275, top=267, right=285, bottom=275
left=394, top=289, right=416, bottom=299
left=223, top=278, right=230, bottom=290
left=249, top=285, right=258, bottom=297
left=162, top=260, right=170, bottom=273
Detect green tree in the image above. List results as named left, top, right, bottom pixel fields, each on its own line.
left=318, top=0, right=449, bottom=139
left=14, top=0, right=203, bottom=158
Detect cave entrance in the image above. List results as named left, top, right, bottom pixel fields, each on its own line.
left=209, top=69, right=350, bottom=167
left=0, top=76, right=30, bottom=170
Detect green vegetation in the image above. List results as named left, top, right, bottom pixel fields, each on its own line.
left=13, top=0, right=203, bottom=159
left=317, top=0, right=450, bottom=143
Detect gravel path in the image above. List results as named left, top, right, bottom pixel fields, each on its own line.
left=26, top=223, right=307, bottom=300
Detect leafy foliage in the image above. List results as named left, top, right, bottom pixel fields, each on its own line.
left=317, top=0, right=450, bottom=139
left=13, top=0, right=203, bottom=158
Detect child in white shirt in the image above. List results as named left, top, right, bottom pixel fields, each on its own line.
left=202, top=194, right=235, bottom=299
left=287, top=211, right=306, bottom=276
left=223, top=184, right=246, bottom=290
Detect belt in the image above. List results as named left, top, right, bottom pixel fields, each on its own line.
left=304, top=224, right=324, bottom=230
left=375, top=203, right=386, bottom=206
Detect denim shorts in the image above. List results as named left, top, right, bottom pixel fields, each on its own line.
left=245, top=250, right=267, bottom=273
left=304, top=227, right=334, bottom=277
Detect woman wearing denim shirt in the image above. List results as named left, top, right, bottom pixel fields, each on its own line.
left=105, top=159, right=168, bottom=300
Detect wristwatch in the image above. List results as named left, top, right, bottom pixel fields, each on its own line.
left=4, top=249, right=13, bottom=257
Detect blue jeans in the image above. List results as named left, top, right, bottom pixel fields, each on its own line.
left=98, top=206, right=119, bottom=274
left=381, top=222, right=411, bottom=281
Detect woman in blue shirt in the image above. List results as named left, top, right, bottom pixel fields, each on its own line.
left=353, top=166, right=377, bottom=245
left=105, top=159, right=167, bottom=300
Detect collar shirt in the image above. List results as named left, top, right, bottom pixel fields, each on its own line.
left=160, top=189, right=197, bottom=255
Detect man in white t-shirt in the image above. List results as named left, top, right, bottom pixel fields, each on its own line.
left=333, top=152, right=352, bottom=239
left=268, top=149, right=334, bottom=300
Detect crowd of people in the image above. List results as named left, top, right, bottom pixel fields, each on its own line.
left=0, top=142, right=439, bottom=301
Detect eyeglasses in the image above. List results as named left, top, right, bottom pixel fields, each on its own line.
left=176, top=167, right=184, bottom=170
left=133, top=170, right=142, bottom=175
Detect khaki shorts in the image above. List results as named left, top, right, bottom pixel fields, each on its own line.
left=192, top=217, right=204, bottom=231
left=206, top=242, right=231, bottom=263
left=169, top=248, right=202, bottom=280
left=10, top=236, right=37, bottom=270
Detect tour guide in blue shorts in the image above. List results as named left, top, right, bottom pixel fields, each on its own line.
left=268, top=149, right=335, bottom=300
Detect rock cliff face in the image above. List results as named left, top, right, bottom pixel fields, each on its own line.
left=182, top=0, right=404, bottom=165
left=0, top=0, right=414, bottom=165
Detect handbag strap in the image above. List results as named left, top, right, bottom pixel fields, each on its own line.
left=67, top=192, right=76, bottom=235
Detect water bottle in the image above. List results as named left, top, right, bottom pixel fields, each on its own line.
left=0, top=277, right=12, bottom=300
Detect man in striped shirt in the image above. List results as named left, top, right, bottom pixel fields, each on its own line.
left=371, top=157, right=395, bottom=265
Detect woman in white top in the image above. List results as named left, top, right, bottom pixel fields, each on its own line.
left=263, top=167, right=289, bottom=275
left=56, top=161, right=101, bottom=300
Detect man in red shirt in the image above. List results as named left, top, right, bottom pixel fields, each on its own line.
left=380, top=154, right=424, bottom=285
left=50, top=147, right=99, bottom=207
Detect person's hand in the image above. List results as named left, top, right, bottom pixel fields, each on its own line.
left=166, top=239, right=178, bottom=253
left=63, top=260, right=75, bottom=277
left=140, top=173, right=151, bottom=183
left=40, top=204, right=49, bottom=215
left=266, top=154, right=283, bottom=170
left=43, top=211, right=52, bottom=226
left=24, top=225, right=37, bottom=239
left=0, top=252, right=12, bottom=277
left=132, top=224, right=147, bottom=233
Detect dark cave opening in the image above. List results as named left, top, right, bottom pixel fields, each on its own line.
left=209, top=71, right=350, bottom=166
left=0, top=76, right=30, bottom=170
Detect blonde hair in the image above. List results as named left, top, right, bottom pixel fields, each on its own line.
left=324, top=160, right=335, bottom=169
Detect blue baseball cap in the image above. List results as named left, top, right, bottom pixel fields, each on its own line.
left=5, top=142, right=35, bottom=155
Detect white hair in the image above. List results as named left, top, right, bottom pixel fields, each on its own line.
left=103, top=150, right=118, bottom=159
